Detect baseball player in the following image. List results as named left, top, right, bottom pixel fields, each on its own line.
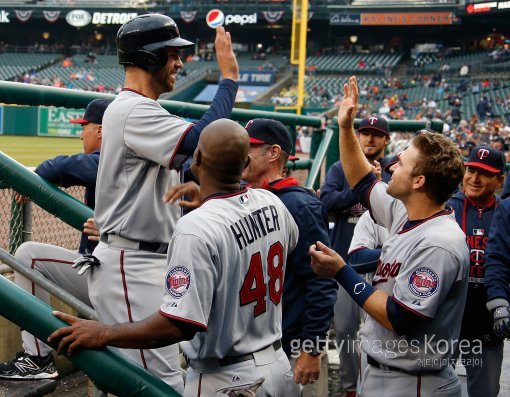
left=83, top=14, right=239, bottom=392
left=447, top=145, right=505, bottom=397
left=48, top=119, right=301, bottom=396
left=309, top=76, right=469, bottom=397
left=241, top=119, right=338, bottom=390
left=485, top=197, right=510, bottom=336
left=320, top=116, right=392, bottom=397
left=0, top=99, right=111, bottom=380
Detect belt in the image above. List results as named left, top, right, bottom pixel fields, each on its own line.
left=218, top=340, right=282, bottom=367
left=367, top=356, right=405, bottom=372
left=100, top=234, right=169, bottom=254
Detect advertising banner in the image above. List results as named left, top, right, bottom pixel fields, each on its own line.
left=360, top=12, right=458, bottom=25
left=38, top=107, right=84, bottom=137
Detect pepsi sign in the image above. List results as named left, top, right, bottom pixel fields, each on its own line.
left=206, top=9, right=225, bottom=28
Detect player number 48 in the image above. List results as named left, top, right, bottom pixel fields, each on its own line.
left=239, top=242, right=284, bottom=317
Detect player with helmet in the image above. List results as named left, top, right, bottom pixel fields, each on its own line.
left=49, top=119, right=300, bottom=396
left=75, top=14, right=239, bottom=393
left=310, top=76, right=469, bottom=397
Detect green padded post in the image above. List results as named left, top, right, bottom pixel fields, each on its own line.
left=0, top=254, right=180, bottom=397
left=0, top=81, right=321, bottom=127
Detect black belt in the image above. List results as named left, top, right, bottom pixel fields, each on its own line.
left=100, top=234, right=169, bottom=254
left=218, top=340, right=282, bottom=367
left=367, top=356, right=405, bottom=372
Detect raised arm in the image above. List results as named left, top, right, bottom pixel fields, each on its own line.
left=338, top=76, right=372, bottom=187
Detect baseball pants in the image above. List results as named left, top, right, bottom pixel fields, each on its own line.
left=88, top=242, right=184, bottom=394
left=184, top=346, right=300, bottom=396
left=360, top=358, right=461, bottom=397
left=334, top=286, right=362, bottom=393
left=457, top=342, right=503, bottom=397
left=14, top=242, right=90, bottom=357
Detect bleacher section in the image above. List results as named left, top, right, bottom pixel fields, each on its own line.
left=414, top=51, right=489, bottom=69
left=307, top=52, right=403, bottom=74
left=0, top=53, right=61, bottom=81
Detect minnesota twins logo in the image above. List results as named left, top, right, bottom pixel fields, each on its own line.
left=477, top=148, right=489, bottom=160
left=408, top=267, right=438, bottom=298
left=368, top=116, right=378, bottom=125
left=166, top=266, right=191, bottom=299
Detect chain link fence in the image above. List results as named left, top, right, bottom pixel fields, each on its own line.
left=0, top=186, right=84, bottom=272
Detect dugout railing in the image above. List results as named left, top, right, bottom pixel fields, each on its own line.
left=0, top=81, right=449, bottom=396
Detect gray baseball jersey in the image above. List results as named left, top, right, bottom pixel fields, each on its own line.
left=348, top=211, right=388, bottom=255
left=359, top=181, right=469, bottom=372
left=89, top=89, right=193, bottom=392
left=95, top=89, right=190, bottom=243
left=161, top=188, right=298, bottom=359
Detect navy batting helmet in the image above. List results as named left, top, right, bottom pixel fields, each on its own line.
left=116, top=14, right=194, bottom=72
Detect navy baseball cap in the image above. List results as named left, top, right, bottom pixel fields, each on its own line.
left=70, top=98, right=113, bottom=125
left=244, top=118, right=293, bottom=154
left=358, top=116, right=390, bottom=136
left=383, top=153, right=401, bottom=175
left=466, top=145, right=505, bottom=174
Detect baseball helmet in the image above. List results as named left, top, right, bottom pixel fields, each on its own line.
left=116, top=14, right=194, bottom=72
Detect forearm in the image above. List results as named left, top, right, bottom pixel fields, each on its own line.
left=104, top=313, right=189, bottom=349
left=334, top=265, right=393, bottom=331
left=339, top=124, right=372, bottom=187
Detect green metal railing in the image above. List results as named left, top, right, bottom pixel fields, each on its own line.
left=0, top=262, right=179, bottom=397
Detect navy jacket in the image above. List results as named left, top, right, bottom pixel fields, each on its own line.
left=485, top=198, right=510, bottom=309
left=320, top=158, right=392, bottom=259
left=448, top=191, right=502, bottom=345
left=263, top=178, right=338, bottom=354
left=35, top=151, right=99, bottom=254
left=502, top=174, right=510, bottom=199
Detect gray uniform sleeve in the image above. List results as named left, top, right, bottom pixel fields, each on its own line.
left=393, top=246, right=463, bottom=318
left=160, top=233, right=217, bottom=330
left=124, top=100, right=191, bottom=169
left=348, top=211, right=388, bottom=253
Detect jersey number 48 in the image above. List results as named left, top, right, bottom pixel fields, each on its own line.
left=239, top=242, right=284, bottom=317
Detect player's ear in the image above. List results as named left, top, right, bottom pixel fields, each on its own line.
left=97, top=125, right=103, bottom=140
left=194, top=149, right=202, bottom=166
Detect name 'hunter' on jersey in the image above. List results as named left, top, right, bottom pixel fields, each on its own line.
left=230, top=205, right=281, bottom=250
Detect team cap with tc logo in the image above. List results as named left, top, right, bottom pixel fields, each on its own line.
left=466, top=145, right=505, bottom=174
left=358, top=116, right=390, bottom=136
left=245, top=118, right=293, bottom=154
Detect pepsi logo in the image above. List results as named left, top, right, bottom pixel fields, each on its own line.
left=206, top=9, right=225, bottom=28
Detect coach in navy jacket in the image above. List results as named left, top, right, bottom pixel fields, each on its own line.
left=447, top=145, right=505, bottom=397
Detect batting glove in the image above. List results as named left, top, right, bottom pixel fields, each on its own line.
left=492, top=305, right=510, bottom=338
left=72, top=254, right=101, bottom=276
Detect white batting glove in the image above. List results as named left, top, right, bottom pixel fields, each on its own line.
left=72, top=254, right=101, bottom=276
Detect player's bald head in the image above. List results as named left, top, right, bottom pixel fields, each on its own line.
left=196, top=119, right=249, bottom=184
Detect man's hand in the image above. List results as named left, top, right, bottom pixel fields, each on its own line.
left=372, top=160, right=382, bottom=181
left=83, top=218, right=100, bottom=241
left=214, top=26, right=239, bottom=82
left=337, top=76, right=358, bottom=129
left=48, top=311, right=110, bottom=356
left=309, top=241, right=345, bottom=278
left=14, top=192, right=29, bottom=204
left=293, top=351, right=321, bottom=385
left=493, top=305, right=510, bottom=338
left=163, top=182, right=201, bottom=210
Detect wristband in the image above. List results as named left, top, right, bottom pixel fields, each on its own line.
left=334, top=264, right=376, bottom=307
